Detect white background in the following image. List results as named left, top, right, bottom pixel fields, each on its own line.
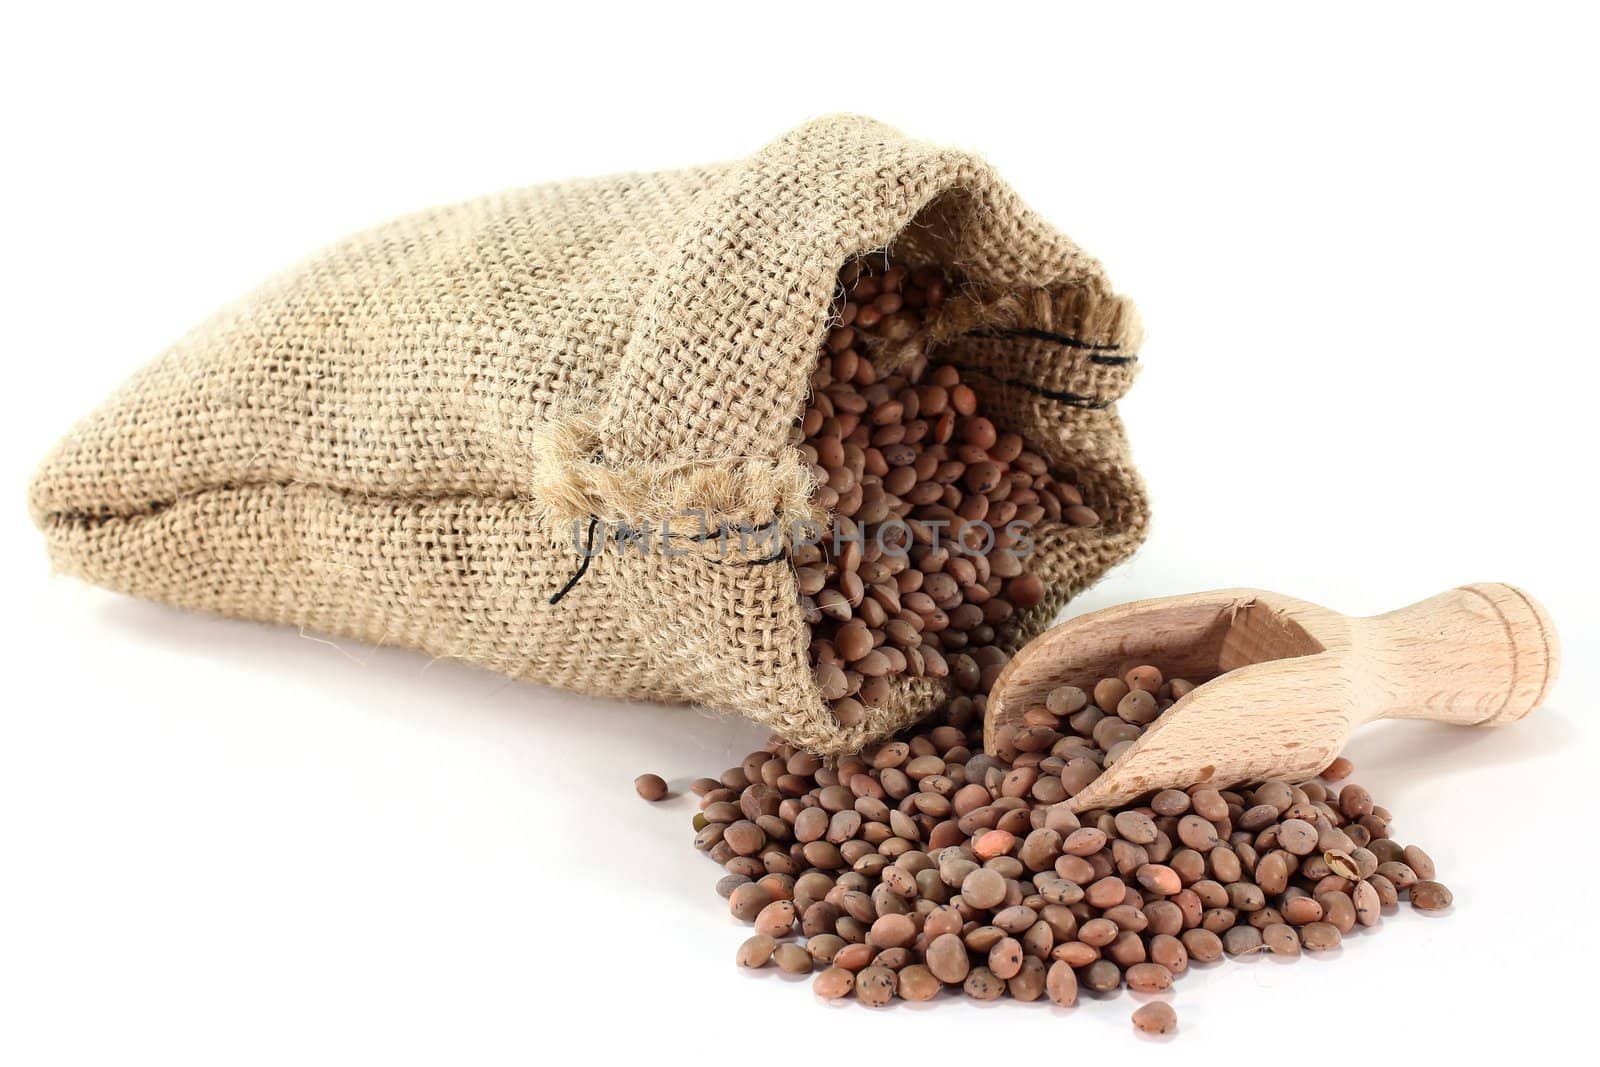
left=2, top=3, right=1595, bottom=1062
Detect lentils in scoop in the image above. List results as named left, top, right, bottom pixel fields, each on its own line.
left=993, top=664, right=1202, bottom=802
left=692, top=661, right=1450, bottom=1021
left=795, top=259, right=1098, bottom=728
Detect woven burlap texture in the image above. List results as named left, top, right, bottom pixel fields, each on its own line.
left=30, top=115, right=1149, bottom=755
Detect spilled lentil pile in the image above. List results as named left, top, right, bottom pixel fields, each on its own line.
left=791, top=258, right=1099, bottom=728
left=687, top=664, right=1450, bottom=1021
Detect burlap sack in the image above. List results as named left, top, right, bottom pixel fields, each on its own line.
left=30, top=115, right=1148, bottom=755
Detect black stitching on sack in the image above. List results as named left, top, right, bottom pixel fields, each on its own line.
left=703, top=525, right=789, bottom=567
left=1008, top=383, right=1112, bottom=409
left=964, top=325, right=1132, bottom=359
left=548, top=514, right=599, bottom=605
left=687, top=522, right=790, bottom=566
left=549, top=516, right=787, bottom=600
left=965, top=325, right=1121, bottom=351
left=932, top=361, right=1114, bottom=410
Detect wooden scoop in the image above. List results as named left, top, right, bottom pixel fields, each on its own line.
left=984, top=584, right=1558, bottom=812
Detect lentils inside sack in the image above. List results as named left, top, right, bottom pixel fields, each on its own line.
left=795, top=259, right=1098, bottom=728
left=694, top=661, right=1450, bottom=1019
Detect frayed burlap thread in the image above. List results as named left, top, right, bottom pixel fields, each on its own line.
left=30, top=115, right=1149, bottom=755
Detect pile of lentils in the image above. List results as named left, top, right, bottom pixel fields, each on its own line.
left=794, top=258, right=1100, bottom=728
left=674, top=662, right=1451, bottom=1027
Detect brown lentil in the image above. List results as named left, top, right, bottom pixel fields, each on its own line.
left=755, top=900, right=796, bottom=938
left=1321, top=756, right=1354, bottom=781
left=855, top=965, right=896, bottom=1007
left=964, top=966, right=1006, bottom=1001
left=1132, top=1001, right=1178, bottom=1035
left=634, top=773, right=669, bottom=801
left=737, top=934, right=776, bottom=968
left=773, top=943, right=813, bottom=974
left=898, top=964, right=941, bottom=1001
left=1125, top=962, right=1173, bottom=992
left=728, top=883, right=772, bottom=922
left=1046, top=960, right=1079, bottom=1006
left=1352, top=880, right=1382, bottom=926
left=1082, top=959, right=1122, bottom=992
left=1410, top=881, right=1454, bottom=911
left=926, top=933, right=971, bottom=984
left=961, top=868, right=1007, bottom=909
left=715, top=873, right=751, bottom=899
left=869, top=913, right=916, bottom=949
left=1403, top=845, right=1437, bottom=880
left=1008, top=956, right=1048, bottom=1001
left=1262, top=923, right=1301, bottom=956
left=1223, top=925, right=1263, bottom=956
left=814, top=966, right=854, bottom=998
left=807, top=934, right=845, bottom=963
left=1301, top=922, right=1342, bottom=951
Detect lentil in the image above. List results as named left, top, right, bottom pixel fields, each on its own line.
left=898, top=964, right=941, bottom=1001
left=737, top=934, right=776, bottom=968
left=634, top=773, right=669, bottom=801
left=1410, top=881, right=1454, bottom=911
left=814, top=966, right=854, bottom=999
left=1132, top=1002, right=1178, bottom=1035
left=851, top=966, right=902, bottom=1011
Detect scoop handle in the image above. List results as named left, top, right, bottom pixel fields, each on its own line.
left=1359, top=583, right=1559, bottom=726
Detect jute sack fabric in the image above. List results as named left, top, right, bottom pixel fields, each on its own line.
left=30, top=115, right=1149, bottom=755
